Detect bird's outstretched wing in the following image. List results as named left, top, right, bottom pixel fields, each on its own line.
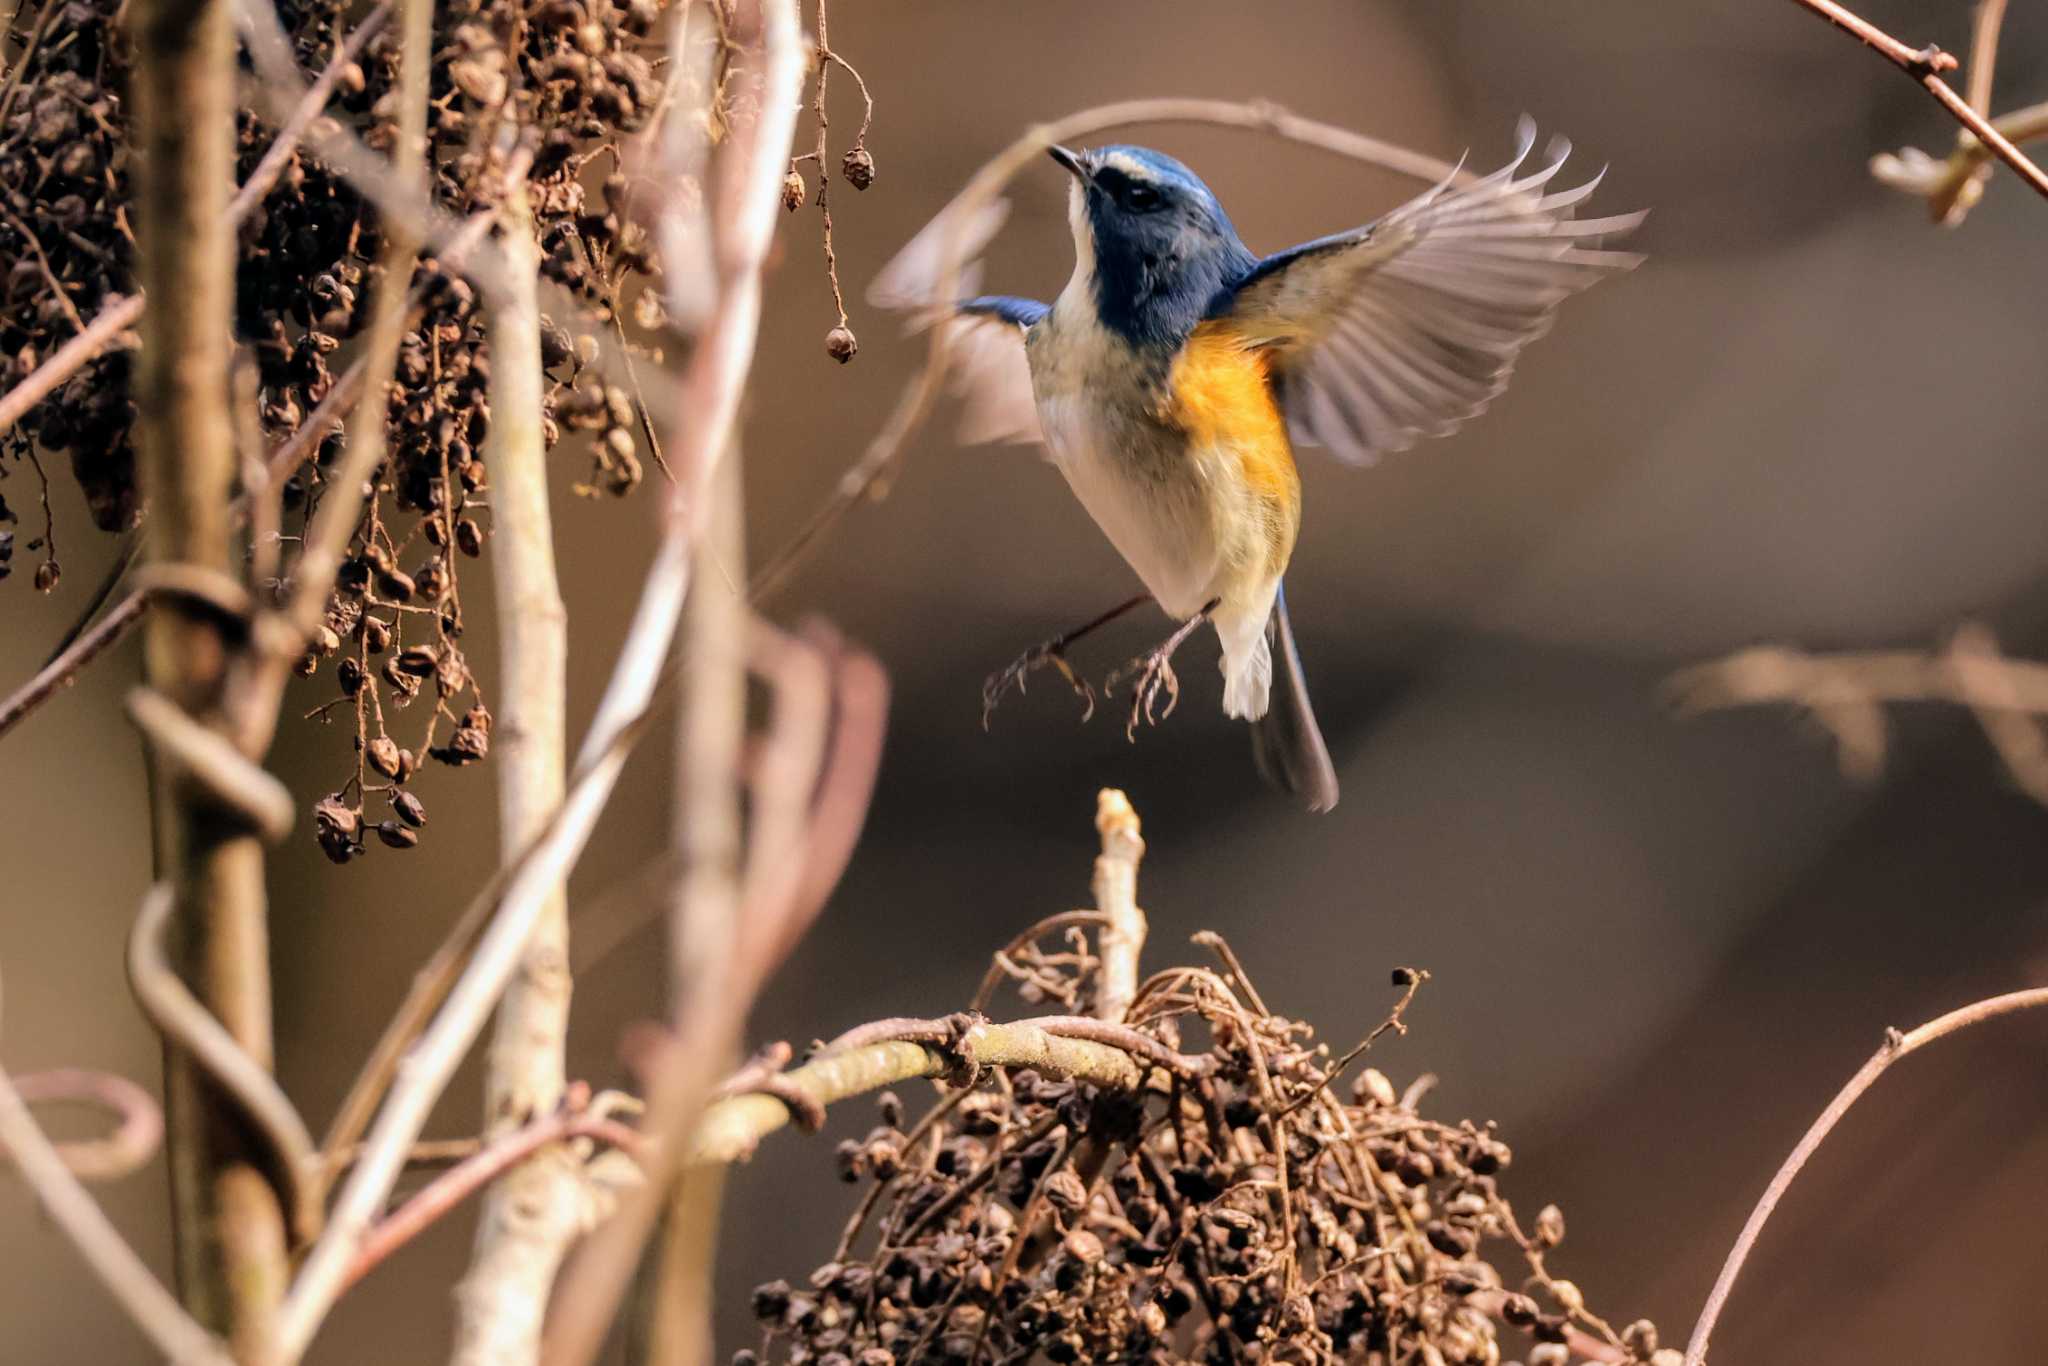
left=869, top=199, right=1047, bottom=446
left=1208, top=119, right=1645, bottom=464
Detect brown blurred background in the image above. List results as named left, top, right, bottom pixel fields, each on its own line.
left=6, top=0, right=2048, bottom=1360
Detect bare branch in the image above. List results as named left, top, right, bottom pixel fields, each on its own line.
left=1684, top=986, right=2048, bottom=1365
left=1670, top=631, right=2048, bottom=798
left=1786, top=0, right=2048, bottom=202
left=1091, top=789, right=1146, bottom=1024
left=450, top=175, right=580, bottom=1366
left=347, top=1088, right=639, bottom=1297
left=0, top=1059, right=232, bottom=1366
left=687, top=1018, right=1163, bottom=1166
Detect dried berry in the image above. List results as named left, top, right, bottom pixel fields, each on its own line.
left=841, top=145, right=875, bottom=191
left=374, top=819, right=418, bottom=850
left=825, top=325, right=858, bottom=363
left=366, top=735, right=403, bottom=778
left=782, top=168, right=807, bottom=212
left=391, top=790, right=427, bottom=828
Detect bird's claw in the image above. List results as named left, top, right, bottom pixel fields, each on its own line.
left=1108, top=648, right=1182, bottom=741
left=982, top=641, right=1097, bottom=730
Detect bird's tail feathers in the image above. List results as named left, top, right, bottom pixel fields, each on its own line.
left=1249, top=587, right=1339, bottom=812
left=1220, top=622, right=1273, bottom=721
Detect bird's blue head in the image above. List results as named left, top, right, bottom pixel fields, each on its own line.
left=1050, top=143, right=1257, bottom=352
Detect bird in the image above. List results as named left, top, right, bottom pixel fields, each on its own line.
left=871, top=120, right=1643, bottom=812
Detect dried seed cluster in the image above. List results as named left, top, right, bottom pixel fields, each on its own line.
left=2, top=0, right=677, bottom=858
left=0, top=0, right=132, bottom=585
left=746, top=936, right=1662, bottom=1366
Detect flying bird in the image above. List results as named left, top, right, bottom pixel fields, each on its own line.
left=873, top=120, right=1644, bottom=812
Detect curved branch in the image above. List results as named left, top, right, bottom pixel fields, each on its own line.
left=689, top=1025, right=1146, bottom=1166
left=8, top=1068, right=164, bottom=1181
left=128, top=886, right=322, bottom=1243
left=1683, top=987, right=2048, bottom=1365
left=0, top=1061, right=231, bottom=1366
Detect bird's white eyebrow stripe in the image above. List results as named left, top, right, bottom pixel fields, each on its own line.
left=1098, top=151, right=1156, bottom=182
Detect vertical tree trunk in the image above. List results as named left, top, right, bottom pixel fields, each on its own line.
left=128, top=0, right=288, bottom=1354
left=452, top=187, right=581, bottom=1366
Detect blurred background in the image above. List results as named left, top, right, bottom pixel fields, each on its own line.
left=6, top=0, right=2048, bottom=1360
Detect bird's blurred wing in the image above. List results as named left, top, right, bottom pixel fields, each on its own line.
left=1211, top=120, right=1645, bottom=464
left=870, top=198, right=1047, bottom=446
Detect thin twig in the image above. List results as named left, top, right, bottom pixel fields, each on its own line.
left=0, top=1060, right=232, bottom=1366
left=0, top=588, right=145, bottom=739
left=1277, top=968, right=1429, bottom=1120
left=1683, top=987, right=2048, bottom=1365
left=1787, top=0, right=2048, bottom=201
left=345, top=1095, right=639, bottom=1295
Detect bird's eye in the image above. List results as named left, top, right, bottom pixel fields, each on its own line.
left=1121, top=183, right=1162, bottom=212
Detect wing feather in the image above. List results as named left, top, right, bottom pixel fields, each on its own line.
left=1213, top=119, right=1645, bottom=465
left=869, top=196, right=1047, bottom=446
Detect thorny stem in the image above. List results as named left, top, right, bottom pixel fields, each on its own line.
left=1683, top=987, right=2048, bottom=1365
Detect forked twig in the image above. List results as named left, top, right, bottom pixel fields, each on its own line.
left=1786, top=0, right=2048, bottom=201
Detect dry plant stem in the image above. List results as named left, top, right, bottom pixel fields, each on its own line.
left=127, top=0, right=289, bottom=1347
left=275, top=24, right=796, bottom=1339
left=688, top=1023, right=1152, bottom=1165
left=0, top=198, right=502, bottom=748
left=0, top=3, right=391, bottom=443
left=1684, top=986, right=2048, bottom=1366
left=1091, top=789, right=1146, bottom=1024
left=0, top=588, right=146, bottom=738
left=0, top=1059, right=233, bottom=1366
left=648, top=435, right=750, bottom=1366
left=8, top=1067, right=164, bottom=1181
left=537, top=4, right=805, bottom=1356
left=749, top=97, right=1468, bottom=602
left=451, top=182, right=581, bottom=1366
left=130, top=886, right=320, bottom=1244
left=1788, top=0, right=2048, bottom=200
left=347, top=1106, right=640, bottom=1295
left=1670, top=635, right=2048, bottom=792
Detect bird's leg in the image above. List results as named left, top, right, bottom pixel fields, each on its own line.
left=1107, top=598, right=1219, bottom=741
left=982, top=593, right=1153, bottom=730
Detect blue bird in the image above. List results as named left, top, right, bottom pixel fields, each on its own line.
left=873, top=121, right=1643, bottom=812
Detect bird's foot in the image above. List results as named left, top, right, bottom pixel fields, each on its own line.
left=982, top=639, right=1097, bottom=730
left=1107, top=643, right=1183, bottom=740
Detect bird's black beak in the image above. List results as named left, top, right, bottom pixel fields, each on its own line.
left=1047, top=144, right=1088, bottom=181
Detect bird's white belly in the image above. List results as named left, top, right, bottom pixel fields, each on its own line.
left=1037, top=394, right=1220, bottom=620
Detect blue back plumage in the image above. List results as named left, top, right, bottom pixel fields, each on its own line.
left=1077, top=145, right=1258, bottom=353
